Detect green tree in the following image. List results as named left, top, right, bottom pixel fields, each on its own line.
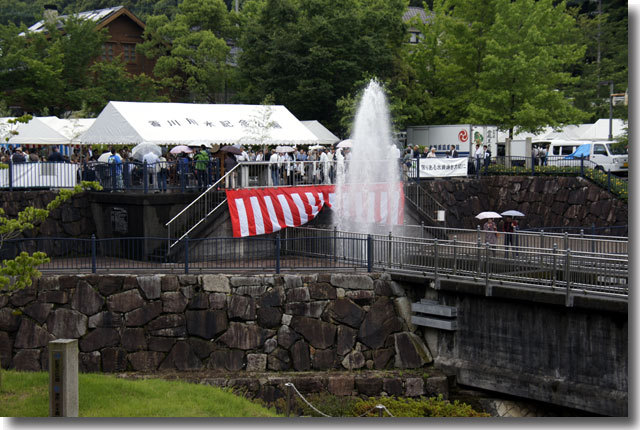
left=467, top=0, right=588, bottom=137
left=0, top=15, right=163, bottom=116
left=138, top=0, right=234, bottom=103
left=402, top=0, right=498, bottom=125
left=567, top=0, right=627, bottom=123
left=405, top=0, right=588, bottom=137
left=236, top=0, right=408, bottom=134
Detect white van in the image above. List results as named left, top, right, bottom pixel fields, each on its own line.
left=540, top=140, right=628, bottom=174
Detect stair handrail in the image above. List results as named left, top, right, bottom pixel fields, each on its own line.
left=165, top=163, right=242, bottom=249
left=402, top=172, right=447, bottom=226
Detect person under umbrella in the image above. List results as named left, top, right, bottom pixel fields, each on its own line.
left=143, top=151, right=159, bottom=191
left=483, top=217, right=499, bottom=255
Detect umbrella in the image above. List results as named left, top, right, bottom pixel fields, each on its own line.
left=170, top=145, right=193, bottom=154
left=131, top=142, right=161, bottom=159
left=309, top=144, right=325, bottom=150
left=275, top=145, right=295, bottom=153
left=220, top=145, right=243, bottom=155
left=501, top=210, right=525, bottom=217
left=337, top=139, right=353, bottom=148
left=475, top=211, right=502, bottom=220
left=97, top=152, right=112, bottom=163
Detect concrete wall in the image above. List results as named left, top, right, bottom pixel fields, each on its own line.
left=414, top=278, right=628, bottom=417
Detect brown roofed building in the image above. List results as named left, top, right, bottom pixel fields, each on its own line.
left=23, top=5, right=155, bottom=76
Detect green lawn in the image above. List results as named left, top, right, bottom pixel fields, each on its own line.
left=0, top=371, right=281, bottom=417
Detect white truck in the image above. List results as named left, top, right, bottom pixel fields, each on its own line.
left=405, top=124, right=499, bottom=157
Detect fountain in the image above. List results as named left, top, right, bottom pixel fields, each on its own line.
left=334, top=79, right=402, bottom=235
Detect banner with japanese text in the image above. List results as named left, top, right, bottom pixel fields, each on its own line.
left=412, top=158, right=468, bottom=178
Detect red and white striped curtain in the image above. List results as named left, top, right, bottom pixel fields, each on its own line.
left=226, top=183, right=404, bottom=238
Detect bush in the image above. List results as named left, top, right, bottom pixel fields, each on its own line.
left=353, top=395, right=490, bottom=417
left=274, top=392, right=489, bottom=417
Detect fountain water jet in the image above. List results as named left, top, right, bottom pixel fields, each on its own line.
left=334, top=80, right=402, bottom=235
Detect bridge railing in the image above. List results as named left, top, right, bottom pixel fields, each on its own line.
left=2, top=230, right=627, bottom=302
left=300, top=224, right=628, bottom=255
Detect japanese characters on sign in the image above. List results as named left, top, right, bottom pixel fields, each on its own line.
left=413, top=158, right=468, bottom=178
left=147, top=118, right=282, bottom=129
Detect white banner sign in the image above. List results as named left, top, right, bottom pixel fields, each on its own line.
left=413, top=157, right=468, bottom=178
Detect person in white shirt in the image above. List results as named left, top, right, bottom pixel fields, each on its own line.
left=473, top=143, right=484, bottom=177
left=142, top=151, right=159, bottom=190
left=319, top=148, right=330, bottom=184
left=269, top=150, right=281, bottom=186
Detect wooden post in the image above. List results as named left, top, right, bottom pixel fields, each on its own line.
left=49, top=339, right=78, bottom=417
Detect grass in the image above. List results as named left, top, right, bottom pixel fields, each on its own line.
left=0, top=370, right=281, bottom=417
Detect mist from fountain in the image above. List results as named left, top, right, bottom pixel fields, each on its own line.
left=334, top=79, right=401, bottom=235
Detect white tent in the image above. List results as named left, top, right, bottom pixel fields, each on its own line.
left=301, top=120, right=339, bottom=145
left=498, top=119, right=627, bottom=143
left=0, top=117, right=69, bottom=145
left=0, top=116, right=95, bottom=145
left=79, top=101, right=320, bottom=146
left=578, top=119, right=626, bottom=140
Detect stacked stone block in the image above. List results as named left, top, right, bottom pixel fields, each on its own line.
left=0, top=273, right=432, bottom=375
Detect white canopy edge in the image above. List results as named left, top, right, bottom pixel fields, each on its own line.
left=0, top=116, right=96, bottom=145
left=79, top=101, right=321, bottom=146
left=301, top=120, right=339, bottom=145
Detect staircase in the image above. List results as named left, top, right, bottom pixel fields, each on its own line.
left=165, top=164, right=241, bottom=250
left=403, top=176, right=448, bottom=228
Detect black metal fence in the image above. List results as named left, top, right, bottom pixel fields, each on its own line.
left=1, top=230, right=628, bottom=302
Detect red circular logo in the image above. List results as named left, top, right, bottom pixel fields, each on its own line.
left=458, top=130, right=468, bottom=142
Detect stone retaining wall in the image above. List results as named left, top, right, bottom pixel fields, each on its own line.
left=0, top=191, right=95, bottom=239
left=0, top=273, right=432, bottom=379
left=122, top=370, right=450, bottom=404
left=420, top=176, right=627, bottom=231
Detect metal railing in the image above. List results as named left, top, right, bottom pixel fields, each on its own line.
left=165, top=163, right=240, bottom=249
left=403, top=180, right=448, bottom=226
left=376, top=224, right=629, bottom=255
left=2, top=230, right=627, bottom=302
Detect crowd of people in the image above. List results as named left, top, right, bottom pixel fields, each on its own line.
left=85, top=144, right=353, bottom=192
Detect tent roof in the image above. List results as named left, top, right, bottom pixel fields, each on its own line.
left=0, top=116, right=69, bottom=145
left=300, top=120, right=339, bottom=145
left=0, top=116, right=95, bottom=145
left=498, top=119, right=627, bottom=142
left=79, top=102, right=320, bottom=146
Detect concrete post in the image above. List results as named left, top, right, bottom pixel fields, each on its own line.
left=525, top=137, right=532, bottom=170
left=49, top=339, right=79, bottom=417
left=505, top=137, right=512, bottom=168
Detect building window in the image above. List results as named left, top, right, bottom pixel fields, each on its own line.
left=102, top=43, right=114, bottom=61
left=123, top=44, right=136, bottom=63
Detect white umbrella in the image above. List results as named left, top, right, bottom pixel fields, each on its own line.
left=337, top=139, right=353, bottom=148
left=475, top=211, right=502, bottom=220
left=131, top=142, right=162, bottom=159
left=309, top=144, right=325, bottom=150
left=170, top=145, right=193, bottom=154
left=276, top=145, right=295, bottom=153
left=97, top=152, right=112, bottom=163
left=501, top=210, right=525, bottom=217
